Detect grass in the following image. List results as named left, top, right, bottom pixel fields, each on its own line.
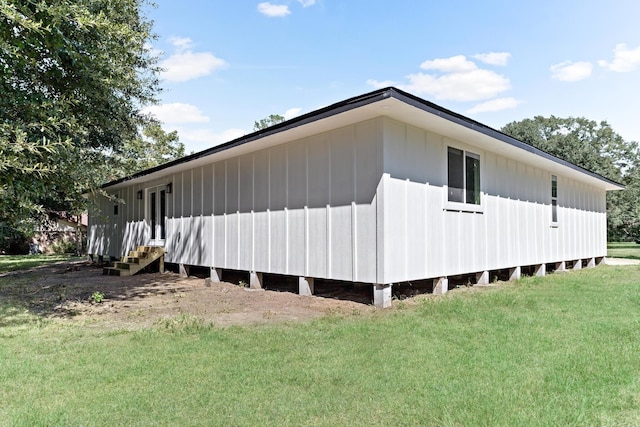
left=2, top=265, right=640, bottom=425
left=0, top=254, right=82, bottom=274
left=608, top=241, right=640, bottom=259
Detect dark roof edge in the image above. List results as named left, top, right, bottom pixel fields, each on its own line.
left=102, top=86, right=623, bottom=190
left=387, top=87, right=624, bottom=189
left=101, top=88, right=392, bottom=189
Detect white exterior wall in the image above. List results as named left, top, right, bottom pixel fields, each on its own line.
left=88, top=118, right=383, bottom=283
left=87, top=178, right=162, bottom=257
left=378, top=117, right=607, bottom=284
left=88, top=114, right=608, bottom=285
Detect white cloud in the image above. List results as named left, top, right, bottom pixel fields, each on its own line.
left=283, top=107, right=302, bottom=120
left=550, top=61, right=593, bottom=82
left=161, top=53, right=227, bottom=83
left=403, top=68, right=510, bottom=102
left=298, top=0, right=316, bottom=6
left=420, top=55, right=477, bottom=73
left=257, top=2, right=291, bottom=17
left=467, top=97, right=522, bottom=114
left=143, top=103, right=210, bottom=124
left=366, top=78, right=398, bottom=89
left=598, top=43, right=640, bottom=72
left=169, top=36, right=193, bottom=51
left=160, top=37, right=227, bottom=82
left=173, top=127, right=248, bottom=153
left=181, top=128, right=247, bottom=147
left=368, top=54, right=512, bottom=102
left=473, top=52, right=511, bottom=66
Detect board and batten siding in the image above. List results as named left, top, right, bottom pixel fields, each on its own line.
left=377, top=117, right=607, bottom=284
left=88, top=118, right=384, bottom=283
left=88, top=115, right=608, bottom=286
left=87, top=177, right=164, bottom=257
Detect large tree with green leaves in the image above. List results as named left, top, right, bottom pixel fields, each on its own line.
left=501, top=115, right=640, bottom=241
left=0, top=0, right=161, bottom=232
left=108, top=120, right=185, bottom=181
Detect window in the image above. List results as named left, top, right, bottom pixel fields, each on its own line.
left=551, top=175, right=558, bottom=223
left=466, top=153, right=481, bottom=204
left=448, top=147, right=481, bottom=205
left=150, top=190, right=156, bottom=239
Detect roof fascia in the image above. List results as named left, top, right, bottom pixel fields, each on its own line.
left=101, top=86, right=623, bottom=191
left=101, top=89, right=393, bottom=189
left=387, top=87, right=624, bottom=190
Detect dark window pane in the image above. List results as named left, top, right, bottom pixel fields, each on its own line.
left=448, top=147, right=464, bottom=202
left=151, top=191, right=157, bottom=239
left=160, top=190, right=166, bottom=240
left=465, top=154, right=481, bottom=205
left=551, top=175, right=558, bottom=222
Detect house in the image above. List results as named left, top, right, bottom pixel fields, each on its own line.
left=33, top=212, right=87, bottom=254
left=87, top=87, right=623, bottom=307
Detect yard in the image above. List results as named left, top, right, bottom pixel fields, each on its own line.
left=608, top=241, right=640, bottom=260
left=1, top=249, right=639, bottom=425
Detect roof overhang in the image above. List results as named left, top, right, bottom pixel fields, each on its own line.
left=101, top=87, right=624, bottom=192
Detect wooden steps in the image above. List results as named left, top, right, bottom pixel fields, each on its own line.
left=103, top=246, right=165, bottom=276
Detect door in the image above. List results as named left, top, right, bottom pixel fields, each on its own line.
left=147, top=186, right=166, bottom=246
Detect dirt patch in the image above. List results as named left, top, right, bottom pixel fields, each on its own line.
left=0, top=260, right=375, bottom=329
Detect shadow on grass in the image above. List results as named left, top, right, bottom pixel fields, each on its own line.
left=608, top=242, right=639, bottom=248
left=0, top=304, right=40, bottom=328
left=608, top=242, right=640, bottom=260
left=0, top=259, right=192, bottom=327
left=0, top=255, right=82, bottom=274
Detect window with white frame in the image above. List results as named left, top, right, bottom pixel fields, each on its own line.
left=447, top=147, right=481, bottom=205
left=551, top=175, right=558, bottom=223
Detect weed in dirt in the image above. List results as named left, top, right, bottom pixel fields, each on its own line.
left=90, top=292, right=104, bottom=304
left=262, top=310, right=276, bottom=319
left=154, top=313, right=212, bottom=333
left=323, top=306, right=345, bottom=318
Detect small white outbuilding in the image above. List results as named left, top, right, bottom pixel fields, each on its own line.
left=88, top=87, right=623, bottom=307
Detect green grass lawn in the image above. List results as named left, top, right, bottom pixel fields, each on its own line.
left=2, top=265, right=640, bottom=425
left=0, top=254, right=83, bottom=274
left=608, top=242, right=640, bottom=259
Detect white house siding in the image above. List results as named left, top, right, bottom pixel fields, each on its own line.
left=88, top=114, right=608, bottom=286
left=378, top=117, right=607, bottom=284
left=379, top=118, right=447, bottom=283
left=89, top=118, right=383, bottom=283
left=88, top=179, right=161, bottom=257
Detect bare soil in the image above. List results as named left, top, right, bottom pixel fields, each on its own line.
left=0, top=260, right=377, bottom=329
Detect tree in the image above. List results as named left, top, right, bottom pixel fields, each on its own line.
left=607, top=158, right=640, bottom=242
left=108, top=120, right=185, bottom=180
left=0, top=0, right=160, bottom=232
left=501, top=116, right=640, bottom=240
left=253, top=114, right=285, bottom=131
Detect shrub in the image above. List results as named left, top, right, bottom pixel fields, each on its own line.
left=49, top=238, right=78, bottom=255
left=0, top=224, right=29, bottom=255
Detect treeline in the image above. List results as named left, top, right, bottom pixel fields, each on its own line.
left=502, top=116, right=640, bottom=242
left=0, top=0, right=183, bottom=248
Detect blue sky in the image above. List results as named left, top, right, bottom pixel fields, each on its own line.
left=143, top=0, right=640, bottom=154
